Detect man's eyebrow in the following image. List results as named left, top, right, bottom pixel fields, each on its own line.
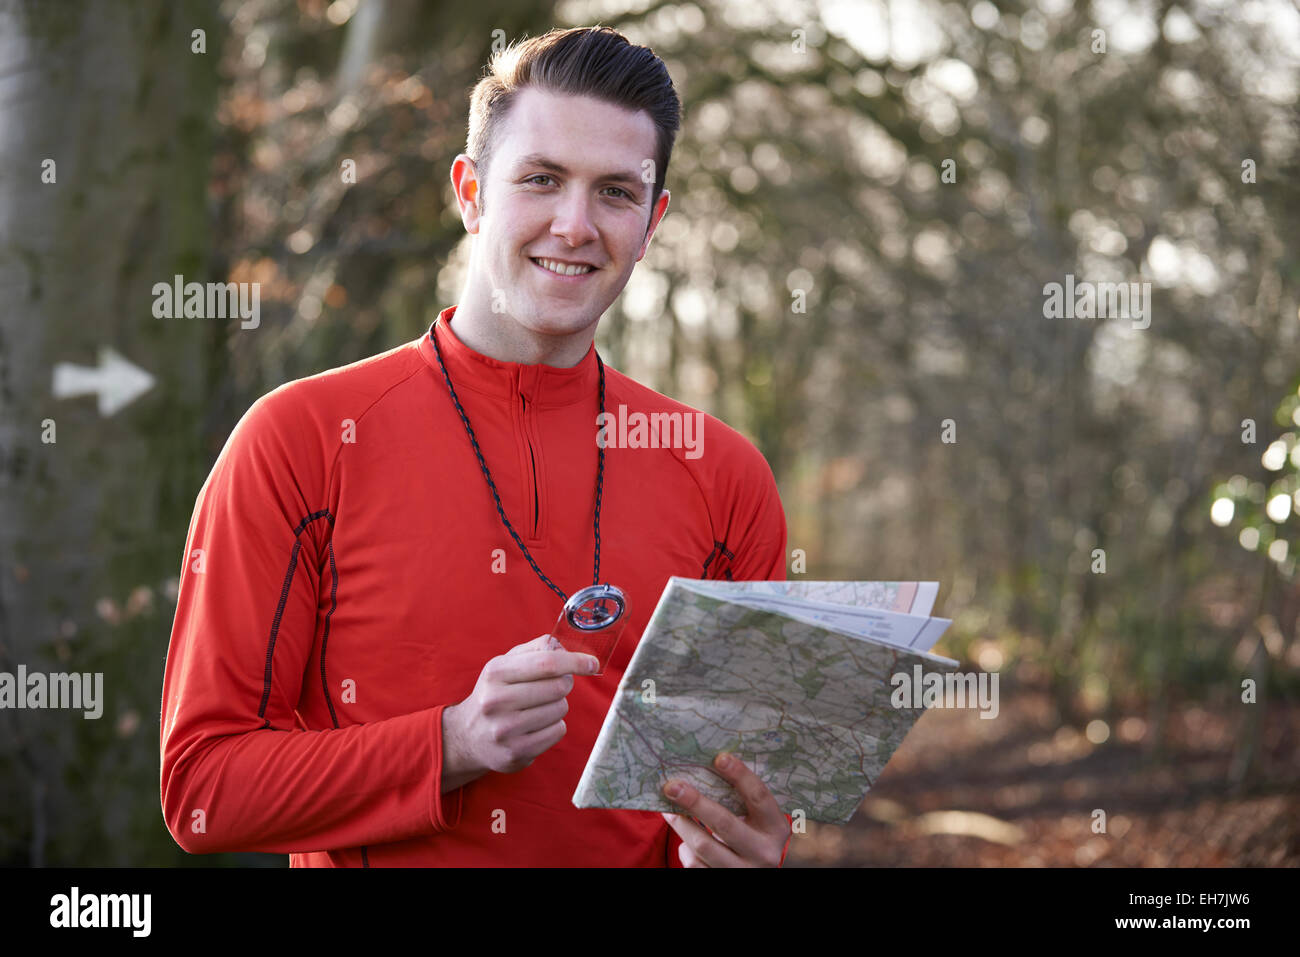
left=514, top=153, right=647, bottom=196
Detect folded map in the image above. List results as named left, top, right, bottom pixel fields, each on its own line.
left=572, top=577, right=958, bottom=824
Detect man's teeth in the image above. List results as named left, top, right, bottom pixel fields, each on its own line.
left=534, top=258, right=594, bottom=276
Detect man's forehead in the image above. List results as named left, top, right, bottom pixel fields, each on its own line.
left=497, top=87, right=657, bottom=169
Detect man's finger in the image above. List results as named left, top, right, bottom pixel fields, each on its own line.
left=710, top=752, right=788, bottom=833
left=677, top=838, right=707, bottom=868
left=497, top=675, right=574, bottom=711
left=662, top=779, right=766, bottom=864
left=496, top=649, right=598, bottom=682
left=512, top=696, right=570, bottom=734
left=662, top=812, right=739, bottom=868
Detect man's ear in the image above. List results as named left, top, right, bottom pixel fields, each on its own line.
left=637, top=187, right=670, bottom=261
left=451, top=154, right=483, bottom=234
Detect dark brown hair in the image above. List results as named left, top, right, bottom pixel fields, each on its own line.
left=464, top=26, right=681, bottom=223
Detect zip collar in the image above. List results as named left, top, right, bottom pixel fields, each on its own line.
left=417, top=304, right=602, bottom=408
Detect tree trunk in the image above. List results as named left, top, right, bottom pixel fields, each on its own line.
left=0, top=0, right=218, bottom=864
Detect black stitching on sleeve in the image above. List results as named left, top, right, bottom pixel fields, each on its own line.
left=258, top=511, right=335, bottom=721
left=320, top=542, right=340, bottom=729
left=700, top=540, right=733, bottom=579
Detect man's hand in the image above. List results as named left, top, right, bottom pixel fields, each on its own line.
left=661, top=752, right=791, bottom=867
left=442, top=634, right=599, bottom=786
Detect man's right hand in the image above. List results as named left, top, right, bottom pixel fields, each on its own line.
left=441, top=634, right=599, bottom=788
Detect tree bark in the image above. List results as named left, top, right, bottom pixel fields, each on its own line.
left=0, top=0, right=218, bottom=864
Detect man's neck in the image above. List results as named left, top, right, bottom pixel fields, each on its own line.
left=450, top=296, right=595, bottom=369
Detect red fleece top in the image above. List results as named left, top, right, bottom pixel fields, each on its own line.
left=160, top=304, right=788, bottom=866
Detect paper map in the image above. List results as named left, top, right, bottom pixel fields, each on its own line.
left=572, top=578, right=958, bottom=824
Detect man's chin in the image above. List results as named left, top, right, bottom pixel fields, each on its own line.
left=525, top=320, right=599, bottom=340
left=518, top=305, right=603, bottom=338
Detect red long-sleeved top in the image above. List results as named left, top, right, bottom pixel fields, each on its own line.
left=160, top=304, right=787, bottom=866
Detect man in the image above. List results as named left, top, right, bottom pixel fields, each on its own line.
left=161, top=26, right=791, bottom=867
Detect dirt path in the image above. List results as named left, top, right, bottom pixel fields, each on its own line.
left=785, top=684, right=1300, bottom=866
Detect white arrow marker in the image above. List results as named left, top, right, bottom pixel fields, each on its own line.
left=53, top=347, right=155, bottom=416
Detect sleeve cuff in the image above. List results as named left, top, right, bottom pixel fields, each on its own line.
left=430, top=704, right=465, bottom=831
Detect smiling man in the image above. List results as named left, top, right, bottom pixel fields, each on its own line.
left=161, top=26, right=791, bottom=867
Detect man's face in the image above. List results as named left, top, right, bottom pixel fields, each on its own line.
left=453, top=86, right=670, bottom=343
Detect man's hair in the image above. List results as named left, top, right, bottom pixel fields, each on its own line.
left=464, top=26, right=681, bottom=223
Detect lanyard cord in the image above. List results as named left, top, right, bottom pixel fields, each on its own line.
left=430, top=320, right=605, bottom=602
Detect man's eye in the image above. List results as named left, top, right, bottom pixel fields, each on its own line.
left=525, top=176, right=630, bottom=200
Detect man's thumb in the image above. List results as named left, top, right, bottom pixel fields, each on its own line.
left=506, top=633, right=561, bottom=655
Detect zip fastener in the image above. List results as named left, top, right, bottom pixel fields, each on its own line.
left=521, top=393, right=539, bottom=538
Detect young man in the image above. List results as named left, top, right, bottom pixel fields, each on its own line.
left=161, top=26, right=791, bottom=867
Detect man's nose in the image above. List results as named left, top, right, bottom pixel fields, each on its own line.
left=550, top=189, right=599, bottom=246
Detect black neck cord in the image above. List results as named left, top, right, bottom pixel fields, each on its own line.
left=430, top=320, right=605, bottom=601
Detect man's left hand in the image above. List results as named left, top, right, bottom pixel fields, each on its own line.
left=661, top=752, right=790, bottom=867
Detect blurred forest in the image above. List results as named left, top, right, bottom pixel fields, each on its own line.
left=0, top=0, right=1297, bottom=866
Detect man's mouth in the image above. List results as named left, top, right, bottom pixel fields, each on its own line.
left=531, top=257, right=598, bottom=278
